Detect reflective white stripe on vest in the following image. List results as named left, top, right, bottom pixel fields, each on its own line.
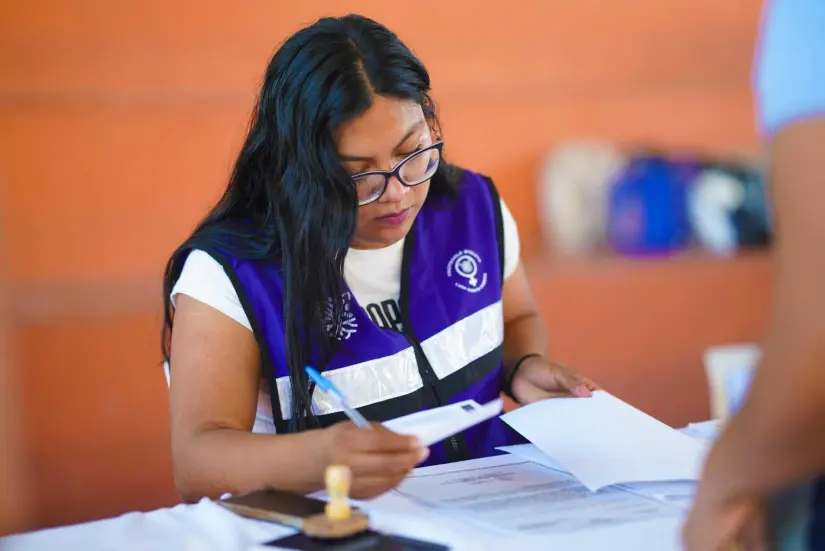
left=275, top=346, right=420, bottom=420
left=274, top=300, right=504, bottom=419
left=420, top=300, right=503, bottom=380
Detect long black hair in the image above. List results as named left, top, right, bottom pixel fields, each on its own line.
left=161, top=14, right=461, bottom=431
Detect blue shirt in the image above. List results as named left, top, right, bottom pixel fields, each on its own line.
left=755, top=0, right=825, bottom=136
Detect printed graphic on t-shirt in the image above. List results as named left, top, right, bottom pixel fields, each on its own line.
left=363, top=299, right=404, bottom=332
left=325, top=292, right=359, bottom=340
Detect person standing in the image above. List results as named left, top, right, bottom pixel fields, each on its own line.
left=684, top=0, right=825, bottom=549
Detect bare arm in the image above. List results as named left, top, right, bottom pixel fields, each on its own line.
left=701, top=119, right=825, bottom=500
left=500, top=263, right=547, bottom=377
left=169, top=294, right=424, bottom=501
left=169, top=295, right=326, bottom=501
left=500, top=263, right=593, bottom=403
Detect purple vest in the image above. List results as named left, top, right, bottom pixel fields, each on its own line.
left=184, top=170, right=523, bottom=465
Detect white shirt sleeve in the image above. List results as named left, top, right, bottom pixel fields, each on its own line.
left=171, top=249, right=253, bottom=331
left=500, top=198, right=521, bottom=279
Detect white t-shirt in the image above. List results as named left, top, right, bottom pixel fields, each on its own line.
left=170, top=198, right=520, bottom=432
left=172, top=198, right=520, bottom=331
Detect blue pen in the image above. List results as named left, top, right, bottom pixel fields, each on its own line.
left=305, top=366, right=372, bottom=429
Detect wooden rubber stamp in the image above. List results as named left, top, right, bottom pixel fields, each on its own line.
left=324, top=464, right=352, bottom=520
left=301, top=465, right=369, bottom=539
left=221, top=464, right=450, bottom=549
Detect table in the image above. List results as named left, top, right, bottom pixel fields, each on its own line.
left=2, top=421, right=719, bottom=551
left=1, top=487, right=685, bottom=551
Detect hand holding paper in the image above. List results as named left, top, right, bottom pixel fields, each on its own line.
left=509, top=355, right=596, bottom=403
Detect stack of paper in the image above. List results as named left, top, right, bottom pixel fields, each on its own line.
left=392, top=454, right=686, bottom=544
left=500, top=391, right=706, bottom=492
left=320, top=392, right=710, bottom=546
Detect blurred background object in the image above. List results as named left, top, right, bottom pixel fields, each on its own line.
left=703, top=343, right=761, bottom=421
left=688, top=158, right=771, bottom=255
left=689, top=167, right=750, bottom=256
left=538, top=140, right=626, bottom=257
left=539, top=145, right=771, bottom=258
left=605, top=152, right=697, bottom=257
left=0, top=0, right=772, bottom=532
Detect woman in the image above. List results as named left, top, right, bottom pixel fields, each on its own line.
left=163, top=14, right=594, bottom=502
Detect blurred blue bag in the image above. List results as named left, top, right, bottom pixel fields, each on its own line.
left=606, top=154, right=697, bottom=256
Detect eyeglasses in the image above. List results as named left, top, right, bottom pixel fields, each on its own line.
left=350, top=141, right=444, bottom=206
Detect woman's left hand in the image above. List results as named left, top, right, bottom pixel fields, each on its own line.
left=509, top=356, right=597, bottom=405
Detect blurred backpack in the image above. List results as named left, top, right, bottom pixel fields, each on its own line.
left=537, top=141, right=626, bottom=256
left=606, top=152, right=698, bottom=257
left=687, top=160, right=772, bottom=255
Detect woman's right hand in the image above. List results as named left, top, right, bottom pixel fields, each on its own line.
left=320, top=422, right=429, bottom=499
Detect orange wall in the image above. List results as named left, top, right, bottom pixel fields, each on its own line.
left=0, top=0, right=768, bottom=530
left=0, top=0, right=762, bottom=279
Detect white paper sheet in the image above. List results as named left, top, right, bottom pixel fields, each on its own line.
left=383, top=398, right=502, bottom=447
left=496, top=443, right=569, bottom=472
left=499, top=421, right=719, bottom=473
left=393, top=455, right=683, bottom=537
left=501, top=391, right=705, bottom=491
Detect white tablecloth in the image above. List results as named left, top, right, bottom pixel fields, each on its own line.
left=3, top=421, right=720, bottom=551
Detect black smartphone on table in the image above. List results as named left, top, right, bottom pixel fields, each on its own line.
left=263, top=530, right=450, bottom=550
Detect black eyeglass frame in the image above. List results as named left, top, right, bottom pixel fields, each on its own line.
left=350, top=141, right=445, bottom=206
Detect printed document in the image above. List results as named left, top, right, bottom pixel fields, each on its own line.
left=501, top=390, right=705, bottom=491
left=394, top=455, right=683, bottom=536
left=497, top=443, right=697, bottom=508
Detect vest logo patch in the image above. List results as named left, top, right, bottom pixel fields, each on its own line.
left=447, top=249, right=488, bottom=293
left=325, top=292, right=359, bottom=341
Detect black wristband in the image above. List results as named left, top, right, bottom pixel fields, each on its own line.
left=504, top=353, right=542, bottom=402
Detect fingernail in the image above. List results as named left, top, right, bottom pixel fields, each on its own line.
left=418, top=447, right=430, bottom=463
left=410, top=437, right=423, bottom=449
left=573, top=385, right=590, bottom=397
